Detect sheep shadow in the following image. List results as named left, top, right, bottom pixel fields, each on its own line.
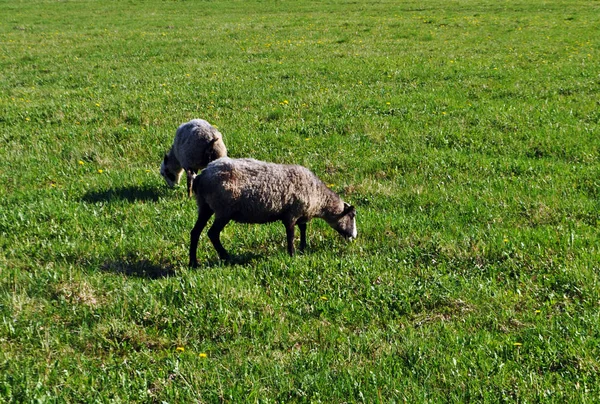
left=201, top=252, right=262, bottom=268
left=101, top=255, right=176, bottom=279
left=82, top=184, right=166, bottom=204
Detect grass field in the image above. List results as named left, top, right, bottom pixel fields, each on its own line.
left=1, top=0, right=599, bottom=401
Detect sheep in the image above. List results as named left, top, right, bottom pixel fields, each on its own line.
left=160, top=119, right=227, bottom=197
left=188, top=157, right=357, bottom=267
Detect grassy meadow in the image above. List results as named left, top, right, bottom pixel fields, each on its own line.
left=1, top=0, right=599, bottom=401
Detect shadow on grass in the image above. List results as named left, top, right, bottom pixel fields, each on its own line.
left=200, top=252, right=263, bottom=268
left=101, top=255, right=176, bottom=279
left=101, top=252, right=261, bottom=278
left=82, top=184, right=167, bottom=204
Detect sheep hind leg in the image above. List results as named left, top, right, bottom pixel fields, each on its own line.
left=298, top=222, right=307, bottom=253
left=185, top=169, right=197, bottom=197
left=189, top=205, right=213, bottom=268
left=207, top=217, right=231, bottom=260
left=284, top=220, right=297, bottom=256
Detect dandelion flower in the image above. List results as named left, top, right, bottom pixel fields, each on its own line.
left=513, top=342, right=522, bottom=347
left=25, top=117, right=30, bottom=121
left=176, top=346, right=185, bottom=352
left=78, top=160, right=84, bottom=165
left=95, top=103, right=100, bottom=107
left=320, top=296, right=328, bottom=301
left=98, top=169, right=104, bottom=174
left=199, top=353, right=207, bottom=358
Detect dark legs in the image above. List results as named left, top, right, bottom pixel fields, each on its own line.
left=298, top=222, right=307, bottom=253
left=208, top=217, right=231, bottom=261
left=194, top=214, right=308, bottom=265
left=189, top=205, right=213, bottom=268
left=284, top=221, right=296, bottom=256
left=284, top=220, right=308, bottom=256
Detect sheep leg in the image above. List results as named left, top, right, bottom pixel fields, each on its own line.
left=298, top=222, right=307, bottom=253
left=207, top=217, right=231, bottom=260
left=284, top=220, right=296, bottom=256
left=186, top=169, right=197, bottom=198
left=189, top=207, right=214, bottom=268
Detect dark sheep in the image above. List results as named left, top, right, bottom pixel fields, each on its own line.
left=188, top=157, right=357, bottom=267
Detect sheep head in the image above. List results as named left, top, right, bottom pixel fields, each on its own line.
left=329, top=202, right=357, bottom=241
left=160, top=153, right=183, bottom=187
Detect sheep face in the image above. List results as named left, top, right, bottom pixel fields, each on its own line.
left=328, top=203, right=357, bottom=240
left=160, top=154, right=183, bottom=187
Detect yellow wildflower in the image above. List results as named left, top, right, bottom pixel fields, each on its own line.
left=199, top=353, right=207, bottom=358
left=176, top=346, right=185, bottom=352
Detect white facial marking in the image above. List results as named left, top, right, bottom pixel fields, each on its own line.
left=351, top=217, right=357, bottom=239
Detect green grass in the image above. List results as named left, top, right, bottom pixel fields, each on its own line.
left=1, top=0, right=599, bottom=401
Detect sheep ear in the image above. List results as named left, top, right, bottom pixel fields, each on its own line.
left=342, top=202, right=355, bottom=216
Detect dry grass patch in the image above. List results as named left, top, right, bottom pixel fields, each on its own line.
left=54, top=280, right=100, bottom=308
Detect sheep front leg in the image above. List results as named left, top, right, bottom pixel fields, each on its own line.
left=298, top=222, right=307, bottom=253
left=189, top=206, right=213, bottom=268
left=284, top=220, right=296, bottom=256
left=207, top=217, right=231, bottom=260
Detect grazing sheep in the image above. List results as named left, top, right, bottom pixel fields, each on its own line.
left=160, top=119, right=227, bottom=196
left=188, top=157, right=357, bottom=267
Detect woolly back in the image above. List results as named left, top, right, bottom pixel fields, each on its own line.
left=196, top=158, right=339, bottom=222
